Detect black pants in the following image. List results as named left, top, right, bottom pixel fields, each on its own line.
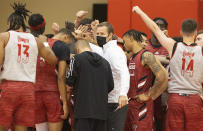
left=107, top=103, right=128, bottom=131
left=74, top=118, right=107, bottom=131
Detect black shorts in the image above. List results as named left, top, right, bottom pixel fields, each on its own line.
left=74, top=118, right=107, bottom=131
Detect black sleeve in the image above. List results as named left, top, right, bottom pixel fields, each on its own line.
left=107, top=62, right=114, bottom=93
left=66, top=56, right=79, bottom=87
left=171, top=42, right=178, bottom=58
left=202, top=47, right=203, bottom=56
left=52, top=41, right=70, bottom=64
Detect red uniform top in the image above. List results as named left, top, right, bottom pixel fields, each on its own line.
left=35, top=38, right=58, bottom=91
left=128, top=49, right=154, bottom=98
left=146, top=39, right=168, bottom=56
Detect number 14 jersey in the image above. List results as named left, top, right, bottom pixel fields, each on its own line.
left=0, top=31, right=38, bottom=83
left=168, top=42, right=203, bottom=94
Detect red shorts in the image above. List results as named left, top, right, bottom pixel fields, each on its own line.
left=154, top=95, right=167, bottom=130
left=124, top=99, right=154, bottom=131
left=35, top=91, right=63, bottom=124
left=0, top=80, right=35, bottom=127
left=165, top=94, right=203, bottom=131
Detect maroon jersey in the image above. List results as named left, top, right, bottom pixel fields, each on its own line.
left=35, top=38, right=58, bottom=91
left=146, top=39, right=168, bottom=56
left=128, top=49, right=154, bottom=98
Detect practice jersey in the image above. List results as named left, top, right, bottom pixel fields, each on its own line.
left=128, top=49, right=154, bottom=98
left=146, top=39, right=168, bottom=56
left=0, top=31, right=38, bottom=83
left=35, top=38, right=70, bottom=91
left=168, top=42, right=203, bottom=94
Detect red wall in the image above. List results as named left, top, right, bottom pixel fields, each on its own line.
left=199, top=0, right=203, bottom=30
left=107, top=0, right=132, bottom=37
left=108, top=0, right=200, bottom=38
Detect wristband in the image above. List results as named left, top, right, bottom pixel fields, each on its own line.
left=43, top=42, right=49, bottom=47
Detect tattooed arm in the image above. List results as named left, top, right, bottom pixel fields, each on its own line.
left=135, top=51, right=168, bottom=102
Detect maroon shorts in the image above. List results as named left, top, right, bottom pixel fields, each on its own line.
left=165, top=93, right=203, bottom=131
left=35, top=91, right=63, bottom=124
left=124, top=99, right=154, bottom=131
left=154, top=95, right=167, bottom=130
left=0, top=80, right=35, bottom=127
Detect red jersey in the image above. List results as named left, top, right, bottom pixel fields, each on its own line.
left=128, top=49, right=154, bottom=98
left=146, top=39, right=168, bottom=56
left=35, top=38, right=58, bottom=91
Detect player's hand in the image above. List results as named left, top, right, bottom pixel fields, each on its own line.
left=200, top=95, right=203, bottom=100
left=200, top=95, right=203, bottom=110
left=76, top=10, right=88, bottom=19
left=82, top=33, right=93, bottom=43
left=38, top=35, right=47, bottom=42
left=132, top=6, right=142, bottom=14
left=73, top=25, right=89, bottom=40
left=52, top=22, right=60, bottom=34
left=61, top=102, right=68, bottom=120
left=74, top=10, right=88, bottom=28
left=135, top=93, right=150, bottom=103
left=118, top=95, right=128, bottom=109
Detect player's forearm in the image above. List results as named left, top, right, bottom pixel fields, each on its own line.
left=0, top=41, right=5, bottom=66
left=155, top=55, right=170, bottom=65
left=58, top=78, right=67, bottom=103
left=45, top=49, right=57, bottom=64
left=137, top=9, right=160, bottom=36
left=148, top=69, right=168, bottom=100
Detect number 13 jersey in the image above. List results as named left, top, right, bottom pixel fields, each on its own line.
left=0, top=31, right=38, bottom=83
left=168, top=42, right=203, bottom=94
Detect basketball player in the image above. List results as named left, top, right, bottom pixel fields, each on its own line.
left=35, top=28, right=72, bottom=131
left=0, top=3, right=57, bottom=131
left=195, top=30, right=203, bottom=46
left=123, top=29, right=168, bottom=131
left=145, top=17, right=169, bottom=131
left=133, top=6, right=203, bottom=131
left=29, top=14, right=73, bottom=131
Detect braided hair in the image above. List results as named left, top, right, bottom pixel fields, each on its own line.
left=7, top=2, right=31, bottom=32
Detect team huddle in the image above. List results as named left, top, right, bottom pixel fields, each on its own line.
left=0, top=2, right=202, bottom=131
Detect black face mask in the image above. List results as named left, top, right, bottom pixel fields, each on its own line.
left=96, top=36, right=107, bottom=47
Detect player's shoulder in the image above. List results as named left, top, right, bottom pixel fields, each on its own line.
left=53, top=40, right=69, bottom=50
left=141, top=51, right=156, bottom=64
left=0, top=32, right=10, bottom=38
left=0, top=32, right=10, bottom=46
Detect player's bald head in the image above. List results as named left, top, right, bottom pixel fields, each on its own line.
left=75, top=40, right=91, bottom=54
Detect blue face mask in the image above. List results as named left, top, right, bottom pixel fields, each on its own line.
left=96, top=36, right=107, bottom=47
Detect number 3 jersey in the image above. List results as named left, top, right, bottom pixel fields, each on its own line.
left=168, top=42, right=203, bottom=94
left=0, top=31, right=38, bottom=83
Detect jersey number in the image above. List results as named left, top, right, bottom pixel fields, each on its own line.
left=17, top=44, right=30, bottom=63
left=181, top=58, right=194, bottom=77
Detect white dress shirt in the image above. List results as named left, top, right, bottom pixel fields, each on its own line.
left=103, top=40, right=130, bottom=103
left=89, top=43, right=103, bottom=56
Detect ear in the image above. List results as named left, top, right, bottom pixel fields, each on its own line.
left=75, top=48, right=79, bottom=54
left=129, top=36, right=134, bottom=42
left=109, top=32, right=113, bottom=39
left=194, top=30, right=197, bottom=37
left=106, top=32, right=113, bottom=42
